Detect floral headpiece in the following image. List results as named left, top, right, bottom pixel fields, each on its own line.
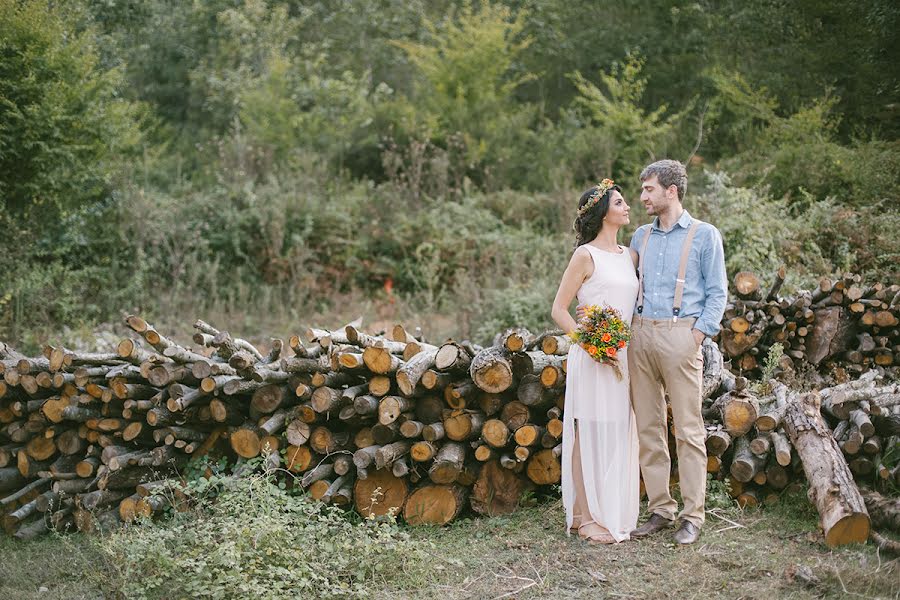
left=576, top=178, right=615, bottom=218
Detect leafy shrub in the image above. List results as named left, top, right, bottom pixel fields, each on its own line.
left=692, top=171, right=900, bottom=288
left=692, top=172, right=794, bottom=281
left=570, top=54, right=692, bottom=184
left=709, top=71, right=900, bottom=211
left=705, top=475, right=738, bottom=511
left=92, top=468, right=430, bottom=599
left=474, top=276, right=560, bottom=345
left=390, top=1, right=540, bottom=189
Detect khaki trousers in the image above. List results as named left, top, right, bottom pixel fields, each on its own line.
left=628, top=317, right=706, bottom=527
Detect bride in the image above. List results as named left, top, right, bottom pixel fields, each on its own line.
left=550, top=180, right=641, bottom=544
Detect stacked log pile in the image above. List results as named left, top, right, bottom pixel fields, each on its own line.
left=0, top=319, right=575, bottom=536
left=0, top=269, right=898, bottom=547
left=701, top=363, right=899, bottom=545
left=722, top=269, right=899, bottom=381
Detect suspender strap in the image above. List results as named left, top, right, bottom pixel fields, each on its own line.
left=635, top=227, right=653, bottom=314
left=672, top=221, right=700, bottom=321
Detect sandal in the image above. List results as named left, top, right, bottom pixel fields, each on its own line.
left=584, top=532, right=617, bottom=545
left=569, top=517, right=582, bottom=533
left=578, top=523, right=617, bottom=545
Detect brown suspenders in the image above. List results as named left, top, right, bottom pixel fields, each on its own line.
left=636, top=220, right=700, bottom=322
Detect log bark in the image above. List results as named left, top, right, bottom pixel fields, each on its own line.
left=470, top=346, right=515, bottom=393
left=428, top=442, right=466, bottom=484
left=396, top=349, right=438, bottom=396
left=470, top=459, right=534, bottom=516
left=783, top=391, right=870, bottom=547
left=704, top=379, right=759, bottom=437
left=705, top=427, right=732, bottom=457
left=435, top=342, right=473, bottom=372
left=374, top=441, right=411, bottom=470
left=498, top=328, right=534, bottom=353
left=860, top=488, right=900, bottom=533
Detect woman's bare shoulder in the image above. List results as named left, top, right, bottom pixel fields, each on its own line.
left=569, top=245, right=595, bottom=278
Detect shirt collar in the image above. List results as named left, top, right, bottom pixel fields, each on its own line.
left=651, top=209, right=694, bottom=232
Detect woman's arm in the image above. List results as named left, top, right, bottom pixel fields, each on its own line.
left=551, top=248, right=593, bottom=335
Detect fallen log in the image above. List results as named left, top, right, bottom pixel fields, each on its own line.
left=783, top=391, right=870, bottom=546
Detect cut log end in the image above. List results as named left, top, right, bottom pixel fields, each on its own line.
left=825, top=514, right=870, bottom=547
left=353, top=469, right=408, bottom=518
left=403, top=484, right=467, bottom=526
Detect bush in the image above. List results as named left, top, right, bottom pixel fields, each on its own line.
left=692, top=172, right=794, bottom=281
left=693, top=171, right=900, bottom=288
left=474, top=275, right=561, bottom=345
left=709, top=71, right=900, bottom=212
left=92, top=467, right=430, bottom=599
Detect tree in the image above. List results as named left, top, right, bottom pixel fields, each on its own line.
left=0, top=0, right=141, bottom=220
left=391, top=1, right=535, bottom=167
left=570, top=55, right=690, bottom=182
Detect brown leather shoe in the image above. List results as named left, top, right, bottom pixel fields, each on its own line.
left=630, top=513, right=674, bottom=538
left=673, top=520, right=701, bottom=545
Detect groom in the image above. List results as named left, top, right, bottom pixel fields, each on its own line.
left=627, top=160, right=727, bottom=545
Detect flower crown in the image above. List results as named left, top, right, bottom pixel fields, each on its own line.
left=576, top=178, right=615, bottom=218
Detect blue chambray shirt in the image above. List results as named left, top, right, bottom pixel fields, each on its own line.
left=628, top=209, right=728, bottom=337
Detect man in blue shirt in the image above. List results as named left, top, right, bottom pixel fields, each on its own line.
left=627, top=160, right=727, bottom=545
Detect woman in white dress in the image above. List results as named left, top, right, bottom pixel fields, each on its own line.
left=550, top=181, right=641, bottom=544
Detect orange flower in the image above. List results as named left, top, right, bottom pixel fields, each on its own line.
left=601, top=332, right=612, bottom=343
left=587, top=345, right=598, bottom=355
left=618, top=340, right=626, bottom=348
left=605, top=347, right=617, bottom=358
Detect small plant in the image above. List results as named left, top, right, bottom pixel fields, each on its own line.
left=750, top=342, right=784, bottom=396
left=705, top=474, right=738, bottom=511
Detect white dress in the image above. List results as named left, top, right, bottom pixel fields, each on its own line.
left=562, top=244, right=640, bottom=542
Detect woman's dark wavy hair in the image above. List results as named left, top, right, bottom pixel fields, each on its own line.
left=573, top=184, right=621, bottom=248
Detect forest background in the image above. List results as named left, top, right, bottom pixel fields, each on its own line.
left=2, top=0, right=898, bottom=350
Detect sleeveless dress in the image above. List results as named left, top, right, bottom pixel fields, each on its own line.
left=562, top=244, right=641, bottom=542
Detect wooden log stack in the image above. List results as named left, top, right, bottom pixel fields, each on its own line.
left=722, top=269, right=899, bottom=382
left=0, top=269, right=898, bottom=547
left=700, top=368, right=899, bottom=543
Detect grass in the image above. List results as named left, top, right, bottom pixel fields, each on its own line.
left=0, top=534, right=104, bottom=600
left=380, top=497, right=899, bottom=599
left=1, top=494, right=897, bottom=600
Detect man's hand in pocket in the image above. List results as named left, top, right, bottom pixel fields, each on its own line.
left=691, top=329, right=705, bottom=347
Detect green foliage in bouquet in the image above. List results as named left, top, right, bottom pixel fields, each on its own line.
left=568, top=304, right=631, bottom=380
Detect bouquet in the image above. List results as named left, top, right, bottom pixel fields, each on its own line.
left=568, top=304, right=631, bottom=381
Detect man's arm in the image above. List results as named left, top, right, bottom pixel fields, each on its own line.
left=628, top=225, right=646, bottom=254
left=694, top=227, right=727, bottom=338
